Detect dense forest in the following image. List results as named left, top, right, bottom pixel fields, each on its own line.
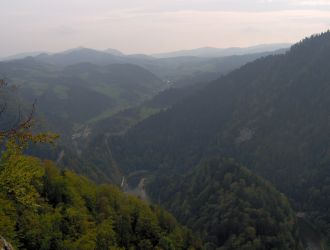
left=148, top=158, right=302, bottom=249
left=0, top=82, right=201, bottom=250
left=0, top=76, right=305, bottom=249
left=0, top=120, right=303, bottom=249
left=109, top=31, right=330, bottom=246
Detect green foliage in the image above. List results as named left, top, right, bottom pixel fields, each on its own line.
left=0, top=144, right=200, bottom=250
left=0, top=129, right=57, bottom=209
left=148, top=158, right=302, bottom=249
left=0, top=194, right=17, bottom=246
left=0, top=149, right=43, bottom=209
left=0, top=82, right=200, bottom=250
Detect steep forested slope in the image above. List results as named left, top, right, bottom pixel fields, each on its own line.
left=0, top=84, right=200, bottom=249
left=111, top=31, right=330, bottom=239
left=0, top=78, right=303, bottom=250
left=0, top=159, right=199, bottom=249
left=112, top=31, right=330, bottom=182
left=148, top=158, right=301, bottom=249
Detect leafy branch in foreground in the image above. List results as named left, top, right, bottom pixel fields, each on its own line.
left=0, top=79, right=58, bottom=144
left=0, top=79, right=58, bottom=208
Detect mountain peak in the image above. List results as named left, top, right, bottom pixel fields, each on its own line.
left=104, top=48, right=124, bottom=56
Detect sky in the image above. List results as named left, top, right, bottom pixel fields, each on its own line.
left=1, top=0, right=330, bottom=57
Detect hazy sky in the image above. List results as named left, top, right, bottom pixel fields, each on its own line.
left=1, top=0, right=330, bottom=57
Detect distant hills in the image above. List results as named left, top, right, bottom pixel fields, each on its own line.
left=152, top=43, right=291, bottom=58
left=0, top=44, right=287, bottom=140
left=0, top=46, right=288, bottom=93
left=0, top=51, right=46, bottom=61
left=0, top=58, right=164, bottom=138
left=35, top=48, right=124, bottom=66
left=1, top=43, right=290, bottom=62
left=104, top=48, right=125, bottom=56
left=30, top=46, right=287, bottom=81
left=0, top=42, right=292, bottom=184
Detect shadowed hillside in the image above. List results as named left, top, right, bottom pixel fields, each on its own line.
left=111, top=31, right=330, bottom=243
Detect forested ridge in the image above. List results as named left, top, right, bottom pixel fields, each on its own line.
left=0, top=156, right=199, bottom=249
left=110, top=31, right=330, bottom=246
left=0, top=77, right=304, bottom=250
left=0, top=83, right=200, bottom=250
left=148, top=158, right=302, bottom=249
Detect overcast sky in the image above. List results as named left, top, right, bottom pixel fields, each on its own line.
left=1, top=0, right=330, bottom=57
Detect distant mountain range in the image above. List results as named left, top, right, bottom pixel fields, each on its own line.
left=0, top=51, right=46, bottom=61
left=152, top=43, right=291, bottom=58
left=0, top=43, right=289, bottom=146
left=0, top=46, right=287, bottom=85
left=0, top=42, right=291, bottom=188
left=0, top=43, right=290, bottom=62
left=0, top=57, right=164, bottom=140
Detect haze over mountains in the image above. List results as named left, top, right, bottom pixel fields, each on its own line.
left=0, top=43, right=287, bottom=139
left=3, top=0, right=330, bottom=249
left=152, top=43, right=291, bottom=58
left=0, top=43, right=290, bottom=62
left=2, top=30, right=330, bottom=250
